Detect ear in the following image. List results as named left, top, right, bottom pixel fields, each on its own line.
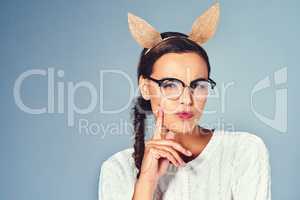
left=138, top=76, right=151, bottom=100
left=128, top=12, right=163, bottom=49
left=187, top=2, right=220, bottom=45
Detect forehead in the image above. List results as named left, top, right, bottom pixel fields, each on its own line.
left=151, top=52, right=208, bottom=81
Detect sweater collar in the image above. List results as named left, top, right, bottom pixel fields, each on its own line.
left=166, top=129, right=223, bottom=174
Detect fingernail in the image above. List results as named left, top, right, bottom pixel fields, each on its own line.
left=156, top=107, right=161, bottom=115
left=159, top=104, right=163, bottom=111
left=187, top=150, right=192, bottom=156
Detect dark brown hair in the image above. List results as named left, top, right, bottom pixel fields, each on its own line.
left=131, top=31, right=212, bottom=179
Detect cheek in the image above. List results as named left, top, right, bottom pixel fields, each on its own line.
left=149, top=96, right=179, bottom=119
left=148, top=87, right=161, bottom=115
left=194, top=97, right=207, bottom=114
left=150, top=95, right=208, bottom=115
left=148, top=85, right=180, bottom=115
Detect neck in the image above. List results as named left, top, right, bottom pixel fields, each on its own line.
left=172, top=125, right=213, bottom=160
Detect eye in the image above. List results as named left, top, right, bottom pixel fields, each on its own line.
left=198, top=84, right=208, bottom=89
left=161, top=80, right=180, bottom=89
left=192, top=81, right=209, bottom=89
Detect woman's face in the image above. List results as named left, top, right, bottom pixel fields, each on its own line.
left=140, top=52, right=209, bottom=134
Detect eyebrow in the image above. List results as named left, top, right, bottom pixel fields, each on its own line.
left=160, top=76, right=208, bottom=82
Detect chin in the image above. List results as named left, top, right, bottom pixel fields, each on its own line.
left=168, top=120, right=197, bottom=134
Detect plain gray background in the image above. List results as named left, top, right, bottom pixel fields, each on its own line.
left=0, top=0, right=298, bottom=199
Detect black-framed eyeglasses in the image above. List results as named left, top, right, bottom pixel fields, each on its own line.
left=145, top=76, right=216, bottom=100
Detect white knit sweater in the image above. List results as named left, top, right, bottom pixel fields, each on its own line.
left=98, top=130, right=271, bottom=200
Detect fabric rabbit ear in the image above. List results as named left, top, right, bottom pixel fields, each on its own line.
left=128, top=12, right=163, bottom=49
left=188, top=2, right=220, bottom=45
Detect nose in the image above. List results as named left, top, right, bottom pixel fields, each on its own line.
left=179, top=86, right=192, bottom=105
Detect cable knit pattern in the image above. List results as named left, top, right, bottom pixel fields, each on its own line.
left=98, top=130, right=271, bottom=200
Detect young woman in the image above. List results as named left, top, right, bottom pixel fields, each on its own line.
left=99, top=3, right=271, bottom=200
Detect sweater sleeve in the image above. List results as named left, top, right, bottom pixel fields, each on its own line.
left=98, top=159, right=134, bottom=200
left=231, top=134, right=271, bottom=200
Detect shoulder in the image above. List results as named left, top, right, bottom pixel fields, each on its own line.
left=100, top=147, right=137, bottom=179
left=220, top=131, right=271, bottom=168
left=98, top=147, right=137, bottom=199
left=217, top=130, right=269, bottom=151
left=215, top=130, right=270, bottom=164
left=102, top=147, right=135, bottom=164
left=231, top=131, right=269, bottom=152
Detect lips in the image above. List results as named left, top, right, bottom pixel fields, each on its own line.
left=176, top=111, right=194, bottom=120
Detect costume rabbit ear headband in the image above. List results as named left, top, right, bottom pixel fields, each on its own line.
left=128, top=2, right=220, bottom=55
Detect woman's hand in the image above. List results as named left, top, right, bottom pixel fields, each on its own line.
left=132, top=105, right=193, bottom=200
left=139, top=105, right=193, bottom=183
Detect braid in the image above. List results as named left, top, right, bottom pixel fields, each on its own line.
left=131, top=96, right=151, bottom=179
